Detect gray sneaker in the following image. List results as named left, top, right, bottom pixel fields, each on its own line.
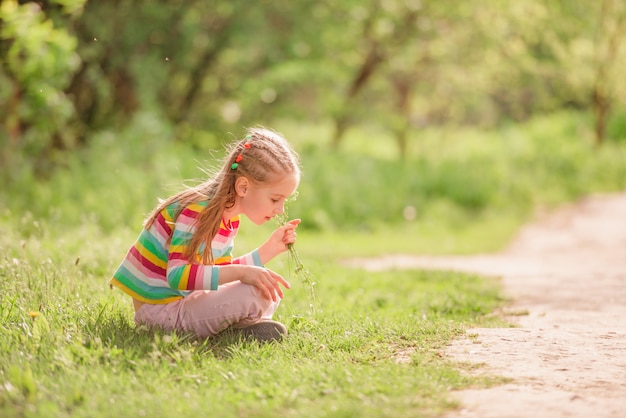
left=230, top=320, right=287, bottom=343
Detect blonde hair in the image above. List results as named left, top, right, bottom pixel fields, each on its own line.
left=144, top=127, right=300, bottom=264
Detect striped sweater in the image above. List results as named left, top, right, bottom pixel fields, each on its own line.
left=110, top=200, right=263, bottom=304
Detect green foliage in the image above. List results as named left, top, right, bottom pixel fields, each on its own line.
left=0, top=0, right=85, bottom=180
left=3, top=0, right=626, bottom=182
left=2, top=112, right=625, bottom=244
left=286, top=112, right=626, bottom=231
left=608, top=109, right=626, bottom=142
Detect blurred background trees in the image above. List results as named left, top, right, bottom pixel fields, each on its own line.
left=1, top=0, right=625, bottom=181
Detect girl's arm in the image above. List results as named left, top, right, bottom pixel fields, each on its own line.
left=229, top=218, right=300, bottom=266
left=167, top=258, right=289, bottom=302
left=213, top=264, right=290, bottom=301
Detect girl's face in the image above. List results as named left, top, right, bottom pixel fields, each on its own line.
left=237, top=174, right=300, bottom=225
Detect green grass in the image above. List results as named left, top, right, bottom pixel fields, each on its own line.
left=0, top=223, right=506, bottom=418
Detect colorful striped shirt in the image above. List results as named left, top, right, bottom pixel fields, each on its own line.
left=109, top=200, right=263, bottom=304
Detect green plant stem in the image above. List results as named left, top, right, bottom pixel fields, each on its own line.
left=286, top=242, right=317, bottom=315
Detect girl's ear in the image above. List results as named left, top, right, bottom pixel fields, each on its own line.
left=235, top=177, right=249, bottom=197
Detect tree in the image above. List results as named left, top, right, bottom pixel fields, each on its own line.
left=590, top=0, right=626, bottom=145
left=0, top=0, right=85, bottom=179
left=476, top=0, right=626, bottom=144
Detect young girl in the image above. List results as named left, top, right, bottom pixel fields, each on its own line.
left=110, top=127, right=301, bottom=342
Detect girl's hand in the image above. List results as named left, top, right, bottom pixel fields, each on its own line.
left=277, top=218, right=301, bottom=247
left=258, top=219, right=301, bottom=264
left=239, top=265, right=291, bottom=301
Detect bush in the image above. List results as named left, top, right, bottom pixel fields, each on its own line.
left=2, top=111, right=625, bottom=237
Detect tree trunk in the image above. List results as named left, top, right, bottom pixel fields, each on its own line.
left=391, top=75, right=412, bottom=159
left=171, top=16, right=234, bottom=124
left=592, top=87, right=609, bottom=146
left=591, top=0, right=626, bottom=146
left=331, top=45, right=385, bottom=149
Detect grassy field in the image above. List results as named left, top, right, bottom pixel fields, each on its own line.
left=0, top=221, right=507, bottom=418
left=1, top=112, right=624, bottom=417
left=0, top=225, right=508, bottom=417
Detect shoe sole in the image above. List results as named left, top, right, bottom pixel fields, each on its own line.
left=230, top=321, right=287, bottom=343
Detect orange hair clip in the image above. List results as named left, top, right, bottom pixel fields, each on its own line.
left=231, top=141, right=252, bottom=170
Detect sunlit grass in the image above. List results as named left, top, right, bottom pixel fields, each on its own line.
left=0, top=222, right=505, bottom=418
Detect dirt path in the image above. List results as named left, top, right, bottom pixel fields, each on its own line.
left=346, top=192, right=626, bottom=418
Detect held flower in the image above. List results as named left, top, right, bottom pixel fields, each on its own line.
left=276, top=193, right=317, bottom=315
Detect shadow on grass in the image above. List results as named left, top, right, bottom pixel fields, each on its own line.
left=81, top=306, right=280, bottom=361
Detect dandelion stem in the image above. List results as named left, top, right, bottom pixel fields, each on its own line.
left=277, top=195, right=317, bottom=315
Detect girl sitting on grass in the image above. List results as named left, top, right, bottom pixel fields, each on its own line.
left=110, top=127, right=301, bottom=342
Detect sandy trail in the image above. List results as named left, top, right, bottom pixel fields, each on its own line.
left=346, top=191, right=626, bottom=418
